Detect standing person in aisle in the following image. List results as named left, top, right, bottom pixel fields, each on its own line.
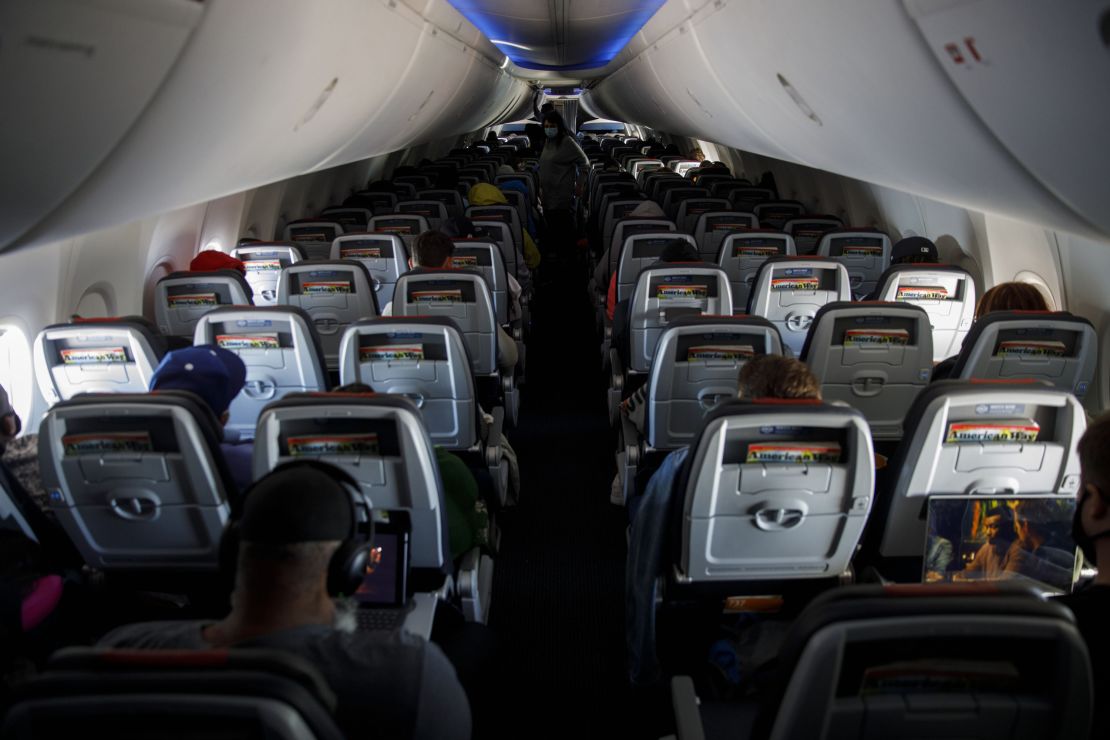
left=537, top=110, right=589, bottom=277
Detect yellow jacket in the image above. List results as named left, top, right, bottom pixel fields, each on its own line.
left=468, top=183, right=541, bottom=269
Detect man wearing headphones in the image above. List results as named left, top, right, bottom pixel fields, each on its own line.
left=98, top=462, right=472, bottom=740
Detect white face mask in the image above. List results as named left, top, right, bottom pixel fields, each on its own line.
left=544, top=127, right=558, bottom=139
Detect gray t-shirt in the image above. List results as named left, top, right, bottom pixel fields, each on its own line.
left=99, top=620, right=471, bottom=740
left=538, top=136, right=589, bottom=212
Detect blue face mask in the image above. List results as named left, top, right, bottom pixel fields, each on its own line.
left=544, top=127, right=558, bottom=139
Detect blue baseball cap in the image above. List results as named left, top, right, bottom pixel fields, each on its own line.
left=149, top=344, right=247, bottom=416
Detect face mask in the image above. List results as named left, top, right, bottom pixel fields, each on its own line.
left=1072, top=485, right=1110, bottom=566
left=544, top=127, right=558, bottom=139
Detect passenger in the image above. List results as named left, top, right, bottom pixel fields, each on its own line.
left=690, top=148, right=705, bottom=162
left=335, top=383, right=489, bottom=562
left=442, top=216, right=524, bottom=324
left=148, top=345, right=253, bottom=495
left=98, top=461, right=472, bottom=740
left=467, top=182, right=540, bottom=271
left=1059, top=411, right=1110, bottom=739
left=537, top=110, right=590, bottom=271
left=625, top=356, right=822, bottom=684
left=383, top=230, right=518, bottom=375
left=889, top=235, right=939, bottom=266
left=931, top=281, right=1048, bottom=380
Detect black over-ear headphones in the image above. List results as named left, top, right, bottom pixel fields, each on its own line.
left=219, top=460, right=374, bottom=597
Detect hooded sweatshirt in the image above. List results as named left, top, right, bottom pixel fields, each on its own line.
left=468, top=183, right=541, bottom=270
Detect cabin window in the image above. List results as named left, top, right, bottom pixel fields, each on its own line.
left=0, top=324, right=33, bottom=429
left=1014, top=270, right=1059, bottom=311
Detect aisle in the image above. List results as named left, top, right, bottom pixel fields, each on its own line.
left=484, top=270, right=634, bottom=738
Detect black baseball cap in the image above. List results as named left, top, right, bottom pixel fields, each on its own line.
left=890, top=236, right=938, bottom=263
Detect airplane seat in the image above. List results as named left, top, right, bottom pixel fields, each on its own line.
left=615, top=315, right=784, bottom=504
left=605, top=218, right=678, bottom=281
left=661, top=188, right=711, bottom=222
left=416, top=189, right=464, bottom=220
left=465, top=205, right=523, bottom=257
left=615, top=232, right=698, bottom=303
left=230, top=242, right=306, bottom=306
left=4, top=647, right=347, bottom=740
left=800, top=301, right=934, bottom=441
left=282, top=220, right=345, bottom=261
left=675, top=398, right=874, bottom=585
left=329, top=233, right=409, bottom=311
left=752, top=200, right=805, bottom=230
left=38, top=390, right=237, bottom=571
left=727, top=186, right=774, bottom=213
left=747, top=257, right=852, bottom=356
left=368, top=214, right=429, bottom=250
left=948, top=310, right=1097, bottom=399
left=693, top=211, right=760, bottom=264
left=815, top=229, right=893, bottom=299
left=154, top=270, right=254, bottom=340
left=33, top=316, right=167, bottom=405
left=782, top=215, right=844, bottom=255
left=450, top=239, right=511, bottom=327
left=868, top=379, right=1085, bottom=581
left=350, top=190, right=397, bottom=214
left=599, top=198, right=648, bottom=251
left=276, top=260, right=379, bottom=371
left=392, top=269, right=519, bottom=424
left=875, top=263, right=977, bottom=361
left=668, top=583, right=1091, bottom=740
left=394, top=174, right=432, bottom=192
left=609, top=264, right=734, bottom=422
left=675, top=198, right=730, bottom=235
left=253, top=392, right=460, bottom=597
left=192, top=306, right=329, bottom=441
left=630, top=159, right=664, bottom=179
left=319, top=206, right=372, bottom=232
left=498, top=189, right=530, bottom=238
left=395, top=200, right=448, bottom=232
left=337, top=318, right=510, bottom=507
left=469, top=219, right=527, bottom=288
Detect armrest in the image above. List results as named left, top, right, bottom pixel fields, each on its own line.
left=609, top=347, right=625, bottom=391
left=484, top=405, right=504, bottom=467
left=671, top=676, right=706, bottom=740
left=620, top=409, right=642, bottom=466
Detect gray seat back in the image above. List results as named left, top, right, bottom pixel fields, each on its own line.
left=38, top=391, right=235, bottom=570
left=468, top=219, right=524, bottom=283
left=727, top=186, right=774, bottom=212
left=33, top=318, right=165, bottom=405
left=817, top=230, right=893, bottom=298
left=876, top=264, right=977, bottom=361
left=231, top=243, right=305, bottom=306
left=193, top=307, right=329, bottom=441
left=646, top=315, right=785, bottom=450
left=783, top=216, right=843, bottom=255
left=616, top=232, right=698, bottom=303
left=628, top=264, right=734, bottom=373
left=675, top=198, right=729, bottom=234
left=660, top=187, right=710, bottom=220
left=253, top=392, right=448, bottom=571
left=416, top=189, right=464, bottom=220
left=802, top=301, right=934, bottom=440
left=753, top=200, right=805, bottom=230
left=276, top=261, right=379, bottom=371
left=601, top=199, right=648, bottom=252
left=319, top=206, right=372, bottom=232
left=950, top=310, right=1098, bottom=400
left=678, top=399, right=874, bottom=582
left=368, top=214, right=429, bottom=250
left=154, top=270, right=253, bottom=339
left=337, top=318, right=478, bottom=450
left=630, top=159, right=664, bottom=179
left=395, top=200, right=447, bottom=232
left=392, top=270, right=498, bottom=377
left=466, top=205, right=523, bottom=257
left=608, top=219, right=677, bottom=278
left=330, top=233, right=409, bottom=311
left=877, top=380, right=1085, bottom=561
left=747, top=257, right=851, bottom=355
left=283, top=220, right=345, bottom=260
left=694, top=211, right=760, bottom=264
left=451, top=240, right=510, bottom=326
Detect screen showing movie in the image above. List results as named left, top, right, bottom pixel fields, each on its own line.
left=923, top=496, right=1078, bottom=593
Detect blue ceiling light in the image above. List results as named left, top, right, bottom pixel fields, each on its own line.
left=448, top=0, right=666, bottom=71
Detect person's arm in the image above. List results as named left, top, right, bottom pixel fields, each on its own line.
left=497, top=326, right=519, bottom=372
